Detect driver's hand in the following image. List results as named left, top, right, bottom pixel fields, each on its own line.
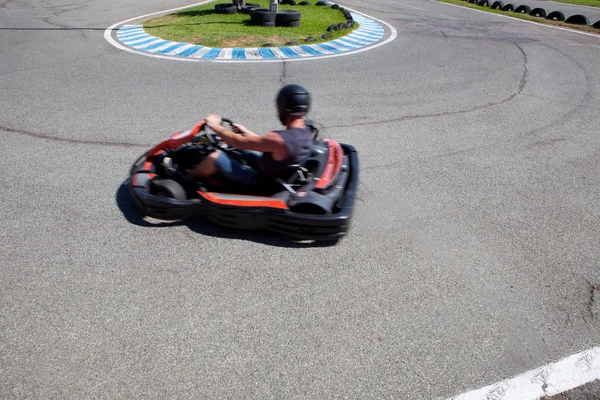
left=204, top=114, right=221, bottom=129
left=231, top=123, right=249, bottom=135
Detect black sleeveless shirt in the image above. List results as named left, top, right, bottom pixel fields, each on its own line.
left=257, top=127, right=313, bottom=176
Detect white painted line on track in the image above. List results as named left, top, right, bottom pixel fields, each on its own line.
left=104, top=2, right=398, bottom=63
left=431, top=0, right=600, bottom=39
left=446, top=346, right=600, bottom=400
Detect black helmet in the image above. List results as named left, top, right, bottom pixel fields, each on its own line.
left=276, top=84, right=311, bottom=123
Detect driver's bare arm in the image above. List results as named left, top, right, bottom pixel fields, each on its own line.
left=231, top=123, right=258, bottom=138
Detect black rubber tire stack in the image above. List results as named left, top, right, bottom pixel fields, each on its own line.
left=250, top=8, right=277, bottom=26
left=240, top=3, right=261, bottom=13
left=276, top=10, right=302, bottom=27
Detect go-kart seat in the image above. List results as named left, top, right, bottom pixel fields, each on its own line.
left=273, top=148, right=318, bottom=184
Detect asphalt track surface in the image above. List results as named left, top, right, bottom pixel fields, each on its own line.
left=1, top=0, right=600, bottom=398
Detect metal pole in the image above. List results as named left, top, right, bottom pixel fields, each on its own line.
left=270, top=0, right=278, bottom=12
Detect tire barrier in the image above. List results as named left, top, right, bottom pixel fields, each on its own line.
left=546, top=11, right=565, bottom=21
left=315, top=1, right=329, bottom=5
left=455, top=0, right=599, bottom=29
left=514, top=5, right=531, bottom=13
left=298, top=1, right=312, bottom=5
left=565, top=14, right=590, bottom=25
left=529, top=8, right=546, bottom=18
left=215, top=3, right=237, bottom=14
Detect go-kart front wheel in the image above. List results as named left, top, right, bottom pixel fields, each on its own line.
left=149, top=178, right=187, bottom=201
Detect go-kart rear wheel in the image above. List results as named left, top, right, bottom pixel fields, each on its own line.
left=149, top=178, right=187, bottom=201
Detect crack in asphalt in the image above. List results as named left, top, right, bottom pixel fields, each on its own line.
left=587, top=283, right=599, bottom=319
left=321, top=41, right=528, bottom=131
left=0, top=125, right=151, bottom=149
left=280, top=60, right=288, bottom=85
left=523, top=43, right=595, bottom=138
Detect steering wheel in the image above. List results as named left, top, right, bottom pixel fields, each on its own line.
left=193, top=117, right=235, bottom=151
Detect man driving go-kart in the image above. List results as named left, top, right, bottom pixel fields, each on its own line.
left=129, top=82, right=358, bottom=241
left=180, top=84, right=314, bottom=186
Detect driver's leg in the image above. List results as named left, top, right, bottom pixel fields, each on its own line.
left=187, top=151, right=219, bottom=178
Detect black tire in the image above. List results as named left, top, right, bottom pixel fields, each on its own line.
left=502, top=4, right=514, bottom=11
left=261, top=21, right=276, bottom=27
left=477, top=0, right=489, bottom=6
left=149, top=179, right=187, bottom=200
left=285, top=41, right=299, bottom=45
left=546, top=11, right=565, bottom=21
left=315, top=1, right=328, bottom=5
left=321, top=33, right=331, bottom=39
left=298, top=1, right=312, bottom=4
left=305, top=36, right=316, bottom=42
left=280, top=0, right=297, bottom=4
left=331, top=4, right=340, bottom=10
left=250, top=9, right=277, bottom=25
left=241, top=5, right=259, bottom=13
left=490, top=1, right=504, bottom=9
left=276, top=10, right=301, bottom=23
left=337, top=22, right=345, bottom=30
left=529, top=8, right=546, bottom=17
left=215, top=3, right=237, bottom=14
left=515, top=5, right=531, bottom=13
left=326, top=23, right=339, bottom=32
left=565, top=14, right=589, bottom=25
left=594, top=20, right=600, bottom=29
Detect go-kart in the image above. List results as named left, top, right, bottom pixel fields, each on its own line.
left=128, top=118, right=358, bottom=241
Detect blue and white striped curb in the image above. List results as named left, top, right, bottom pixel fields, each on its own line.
left=115, top=13, right=385, bottom=61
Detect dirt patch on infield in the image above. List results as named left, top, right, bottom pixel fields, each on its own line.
left=221, top=35, right=291, bottom=47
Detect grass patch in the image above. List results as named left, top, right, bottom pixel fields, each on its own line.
left=438, top=0, right=600, bottom=34
left=549, top=0, right=600, bottom=7
left=143, top=0, right=357, bottom=48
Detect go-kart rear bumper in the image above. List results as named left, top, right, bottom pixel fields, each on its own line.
left=129, top=145, right=358, bottom=241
